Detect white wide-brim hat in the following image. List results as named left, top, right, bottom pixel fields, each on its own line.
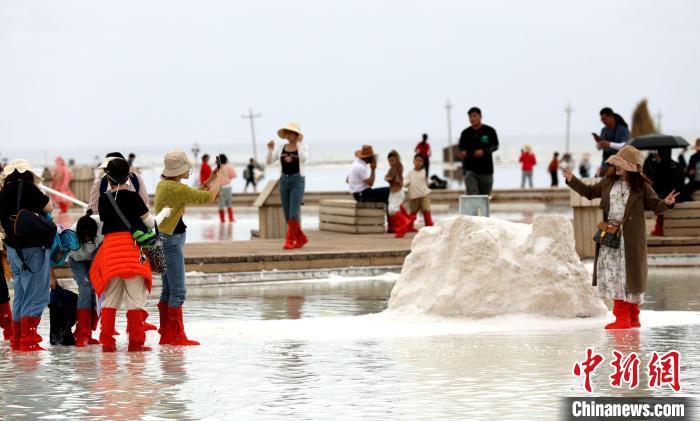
left=277, top=122, right=304, bottom=141
left=162, top=149, right=194, bottom=177
left=2, top=159, right=43, bottom=183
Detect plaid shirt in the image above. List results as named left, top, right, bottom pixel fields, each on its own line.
left=88, top=173, right=150, bottom=214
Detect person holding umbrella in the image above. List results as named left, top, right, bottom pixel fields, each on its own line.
left=564, top=146, right=679, bottom=329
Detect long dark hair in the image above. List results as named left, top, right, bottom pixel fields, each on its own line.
left=2, top=170, right=34, bottom=188
left=605, top=166, right=651, bottom=191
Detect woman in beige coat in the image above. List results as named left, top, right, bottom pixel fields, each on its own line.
left=564, top=146, right=679, bottom=329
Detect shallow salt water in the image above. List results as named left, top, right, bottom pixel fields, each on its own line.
left=1, top=272, right=699, bottom=420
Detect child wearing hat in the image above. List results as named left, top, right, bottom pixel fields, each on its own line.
left=155, top=150, right=224, bottom=346
left=267, top=123, right=309, bottom=249
left=565, top=146, right=679, bottom=329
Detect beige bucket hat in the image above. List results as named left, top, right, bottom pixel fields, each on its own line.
left=277, top=122, right=304, bottom=141
left=606, top=145, right=642, bottom=173
left=2, top=159, right=44, bottom=183
left=162, top=149, right=193, bottom=177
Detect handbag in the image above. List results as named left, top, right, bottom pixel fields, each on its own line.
left=11, top=182, right=57, bottom=248
left=593, top=220, right=622, bottom=249
left=104, top=191, right=167, bottom=273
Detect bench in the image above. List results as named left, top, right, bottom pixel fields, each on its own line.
left=319, top=199, right=386, bottom=234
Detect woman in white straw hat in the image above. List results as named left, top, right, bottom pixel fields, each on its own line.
left=155, top=149, right=225, bottom=346
left=267, top=122, right=309, bottom=249
left=0, top=159, right=54, bottom=351
left=565, top=146, right=679, bottom=330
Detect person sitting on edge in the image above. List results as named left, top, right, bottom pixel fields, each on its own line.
left=458, top=107, right=499, bottom=196
left=348, top=145, right=389, bottom=204
left=593, top=107, right=630, bottom=175
left=88, top=152, right=149, bottom=214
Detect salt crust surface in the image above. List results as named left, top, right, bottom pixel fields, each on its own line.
left=387, top=215, right=608, bottom=318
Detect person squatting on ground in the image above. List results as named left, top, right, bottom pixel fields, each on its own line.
left=405, top=154, right=433, bottom=228
left=214, top=154, right=237, bottom=223
left=89, top=158, right=163, bottom=352
left=267, top=123, right=309, bottom=250
left=565, top=146, right=679, bottom=330
left=519, top=145, right=536, bottom=188
left=51, top=156, right=75, bottom=214
left=68, top=210, right=102, bottom=347
left=156, top=150, right=224, bottom=346
left=459, top=107, right=499, bottom=196
left=384, top=150, right=414, bottom=238
left=89, top=152, right=150, bottom=214
left=348, top=145, right=390, bottom=204
left=0, top=160, right=54, bottom=351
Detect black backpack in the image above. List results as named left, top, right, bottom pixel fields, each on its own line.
left=11, top=182, right=56, bottom=249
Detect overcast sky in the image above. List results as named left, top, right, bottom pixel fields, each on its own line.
left=1, top=0, right=698, bottom=153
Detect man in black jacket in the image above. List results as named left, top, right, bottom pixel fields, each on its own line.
left=458, top=107, right=499, bottom=195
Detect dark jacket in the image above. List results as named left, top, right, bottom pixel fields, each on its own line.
left=567, top=175, right=671, bottom=294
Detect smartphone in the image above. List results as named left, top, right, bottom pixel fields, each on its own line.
left=215, top=155, right=222, bottom=169
left=592, top=133, right=601, bottom=141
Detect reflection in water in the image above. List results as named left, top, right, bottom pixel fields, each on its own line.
left=0, top=271, right=699, bottom=419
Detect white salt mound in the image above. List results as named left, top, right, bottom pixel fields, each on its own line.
left=387, top=215, right=607, bottom=318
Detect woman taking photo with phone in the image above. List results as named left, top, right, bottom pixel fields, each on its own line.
left=565, top=146, right=678, bottom=330
left=0, top=160, right=53, bottom=351
left=267, top=123, right=309, bottom=249
left=155, top=150, right=224, bottom=346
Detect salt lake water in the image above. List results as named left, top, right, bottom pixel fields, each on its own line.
left=1, top=270, right=699, bottom=420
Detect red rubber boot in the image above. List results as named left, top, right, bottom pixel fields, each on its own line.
left=423, top=211, right=434, bottom=227
left=59, top=202, right=69, bottom=214
left=0, top=302, right=13, bottom=340
left=605, top=300, right=632, bottom=330
left=292, top=220, right=308, bottom=249
left=387, top=213, right=396, bottom=234
left=142, top=310, right=157, bottom=331
left=87, top=308, right=100, bottom=344
left=73, top=308, right=92, bottom=347
left=100, top=308, right=118, bottom=352
left=19, top=316, right=46, bottom=352
left=168, top=306, right=200, bottom=346
left=10, top=320, right=20, bottom=350
left=651, top=215, right=664, bottom=236
left=629, top=303, right=641, bottom=328
left=218, top=209, right=226, bottom=223
left=227, top=207, right=235, bottom=222
left=400, top=205, right=417, bottom=232
left=283, top=221, right=296, bottom=250
left=127, top=309, right=152, bottom=352
left=393, top=213, right=412, bottom=238
left=157, top=301, right=172, bottom=345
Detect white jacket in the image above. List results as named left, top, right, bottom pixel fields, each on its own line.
left=266, top=143, right=309, bottom=176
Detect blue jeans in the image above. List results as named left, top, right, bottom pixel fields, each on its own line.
left=68, top=259, right=97, bottom=310
left=159, top=232, right=187, bottom=308
left=7, top=246, right=50, bottom=320
left=279, top=174, right=305, bottom=221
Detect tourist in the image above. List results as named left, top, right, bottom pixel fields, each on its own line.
left=519, top=145, right=536, bottom=189
left=548, top=152, right=560, bottom=187
left=579, top=153, right=591, bottom=178
left=405, top=154, right=433, bottom=227
left=89, top=152, right=149, bottom=214
left=649, top=148, right=685, bottom=236
left=348, top=145, right=390, bottom=204
left=560, top=153, right=576, bottom=173
left=267, top=123, right=309, bottom=249
left=215, top=154, right=237, bottom=223
left=155, top=150, right=224, bottom=346
left=384, top=150, right=413, bottom=237
left=678, top=147, right=688, bottom=171
left=244, top=158, right=257, bottom=193
left=128, top=153, right=136, bottom=170
left=684, top=139, right=700, bottom=200
left=89, top=158, right=159, bottom=352
left=458, top=107, right=499, bottom=196
left=564, top=146, right=678, bottom=329
left=0, top=160, right=54, bottom=351
left=0, top=238, right=12, bottom=342
left=415, top=133, right=431, bottom=179
left=199, top=154, right=212, bottom=186
left=51, top=157, right=75, bottom=214
left=67, top=210, right=102, bottom=347
left=593, top=107, right=630, bottom=175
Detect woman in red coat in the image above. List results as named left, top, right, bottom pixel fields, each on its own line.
left=519, top=145, right=537, bottom=188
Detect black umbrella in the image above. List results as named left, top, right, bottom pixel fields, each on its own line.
left=629, top=134, right=689, bottom=150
